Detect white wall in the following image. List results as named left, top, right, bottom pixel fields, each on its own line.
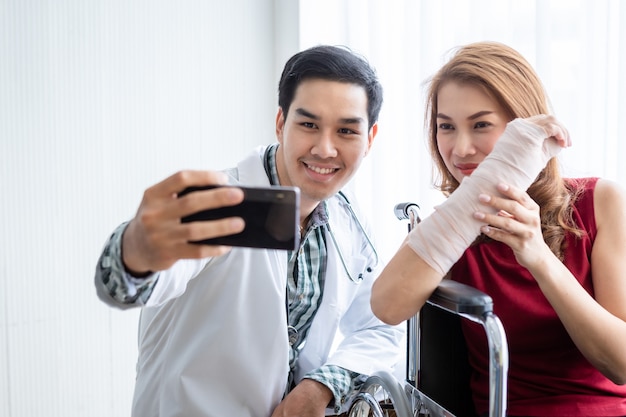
left=0, top=1, right=289, bottom=416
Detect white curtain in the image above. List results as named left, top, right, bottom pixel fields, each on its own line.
left=298, top=0, right=626, bottom=261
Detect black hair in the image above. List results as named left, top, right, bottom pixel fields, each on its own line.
left=278, top=45, right=383, bottom=129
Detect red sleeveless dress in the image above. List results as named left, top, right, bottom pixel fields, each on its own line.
left=451, top=178, right=626, bottom=416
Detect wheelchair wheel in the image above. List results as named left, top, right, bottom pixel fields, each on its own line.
left=347, top=371, right=413, bottom=417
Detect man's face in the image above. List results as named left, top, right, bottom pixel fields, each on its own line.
left=275, top=79, right=377, bottom=215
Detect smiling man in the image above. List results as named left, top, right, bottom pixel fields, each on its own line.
left=94, top=45, right=403, bottom=417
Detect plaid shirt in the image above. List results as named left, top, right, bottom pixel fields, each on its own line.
left=264, top=144, right=360, bottom=412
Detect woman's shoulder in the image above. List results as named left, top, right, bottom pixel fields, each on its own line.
left=593, top=177, right=626, bottom=196
left=592, top=178, right=626, bottom=223
left=566, top=177, right=626, bottom=233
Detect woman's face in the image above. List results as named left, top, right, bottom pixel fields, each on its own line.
left=435, top=81, right=511, bottom=183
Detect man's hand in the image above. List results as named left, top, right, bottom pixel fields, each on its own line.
left=122, top=170, right=245, bottom=274
left=271, top=379, right=333, bottom=417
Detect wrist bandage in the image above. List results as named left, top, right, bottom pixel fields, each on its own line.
left=408, top=118, right=563, bottom=275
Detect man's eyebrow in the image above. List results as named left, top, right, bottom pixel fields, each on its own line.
left=294, top=108, right=365, bottom=125
left=295, top=108, right=319, bottom=120
left=339, top=117, right=365, bottom=125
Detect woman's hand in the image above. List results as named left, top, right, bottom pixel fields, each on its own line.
left=473, top=182, right=553, bottom=270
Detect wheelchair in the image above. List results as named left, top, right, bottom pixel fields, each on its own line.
left=346, top=203, right=509, bottom=417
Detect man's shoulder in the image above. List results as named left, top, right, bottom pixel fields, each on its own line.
left=331, top=187, right=358, bottom=205
left=226, top=145, right=270, bottom=186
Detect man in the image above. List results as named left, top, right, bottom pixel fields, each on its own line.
left=95, top=45, right=403, bottom=417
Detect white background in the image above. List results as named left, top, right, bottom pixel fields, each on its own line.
left=1, top=1, right=624, bottom=415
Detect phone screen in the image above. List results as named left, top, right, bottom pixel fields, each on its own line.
left=179, top=185, right=300, bottom=250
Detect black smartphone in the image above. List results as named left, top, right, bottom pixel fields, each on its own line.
left=178, top=185, right=300, bottom=250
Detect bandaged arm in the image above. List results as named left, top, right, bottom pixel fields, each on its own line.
left=371, top=117, right=570, bottom=324
left=408, top=117, right=568, bottom=275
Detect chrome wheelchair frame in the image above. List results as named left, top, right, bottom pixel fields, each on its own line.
left=346, top=203, right=509, bottom=417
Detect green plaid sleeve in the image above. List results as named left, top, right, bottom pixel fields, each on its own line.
left=96, top=221, right=158, bottom=305
left=304, top=365, right=365, bottom=413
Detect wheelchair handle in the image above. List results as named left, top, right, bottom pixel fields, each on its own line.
left=428, top=280, right=494, bottom=316
left=394, top=202, right=420, bottom=221
left=394, top=202, right=421, bottom=235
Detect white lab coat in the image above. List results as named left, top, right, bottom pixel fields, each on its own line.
left=123, top=147, right=403, bottom=417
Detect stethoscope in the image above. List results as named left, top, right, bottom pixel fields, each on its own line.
left=287, top=191, right=379, bottom=351
left=326, top=191, right=379, bottom=284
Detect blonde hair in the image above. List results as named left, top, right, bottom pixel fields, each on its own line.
left=425, top=41, right=583, bottom=259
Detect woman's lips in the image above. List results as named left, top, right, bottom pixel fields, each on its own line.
left=456, top=163, right=478, bottom=176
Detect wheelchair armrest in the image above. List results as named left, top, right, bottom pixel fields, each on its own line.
left=428, top=280, right=493, bottom=317
left=419, top=281, right=507, bottom=417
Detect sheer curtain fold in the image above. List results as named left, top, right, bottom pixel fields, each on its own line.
left=298, top=0, right=625, bottom=261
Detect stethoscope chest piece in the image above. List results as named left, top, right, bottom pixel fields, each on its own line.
left=287, top=325, right=300, bottom=347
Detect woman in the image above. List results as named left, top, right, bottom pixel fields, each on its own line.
left=371, top=41, right=626, bottom=416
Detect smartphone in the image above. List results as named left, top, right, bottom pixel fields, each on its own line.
left=178, top=184, right=300, bottom=250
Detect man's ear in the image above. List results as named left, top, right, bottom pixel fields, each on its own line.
left=365, top=122, right=378, bottom=156
left=275, top=107, right=285, bottom=143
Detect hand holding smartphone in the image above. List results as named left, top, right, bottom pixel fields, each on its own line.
left=178, top=185, right=300, bottom=250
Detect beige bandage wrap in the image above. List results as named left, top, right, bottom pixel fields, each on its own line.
left=408, top=118, right=563, bottom=275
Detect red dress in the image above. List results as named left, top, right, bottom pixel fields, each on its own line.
left=451, top=178, right=626, bottom=416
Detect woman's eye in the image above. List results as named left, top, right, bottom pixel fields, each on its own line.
left=475, top=121, right=491, bottom=129
left=438, top=123, right=454, bottom=130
